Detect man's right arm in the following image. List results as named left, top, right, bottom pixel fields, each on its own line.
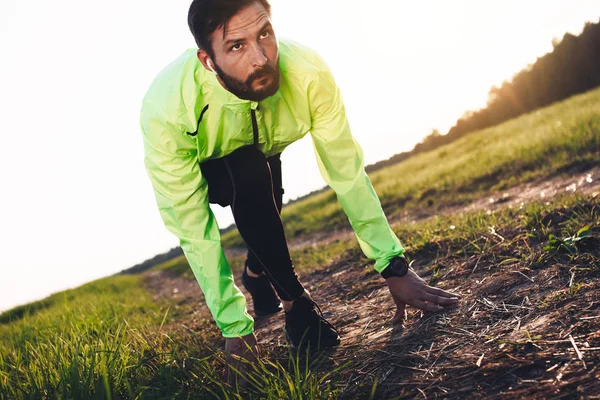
left=140, top=105, right=253, bottom=338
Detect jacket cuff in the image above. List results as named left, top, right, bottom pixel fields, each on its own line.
left=374, top=250, right=405, bottom=273
left=221, top=318, right=255, bottom=338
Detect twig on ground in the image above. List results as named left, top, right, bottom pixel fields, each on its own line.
left=425, top=341, right=435, bottom=360
left=546, top=363, right=560, bottom=372
left=476, top=353, right=484, bottom=367
left=568, top=270, right=575, bottom=290
left=469, top=256, right=482, bottom=277
left=512, top=270, right=535, bottom=283
left=362, top=319, right=373, bottom=333
left=392, top=363, right=430, bottom=373
left=568, top=334, right=587, bottom=370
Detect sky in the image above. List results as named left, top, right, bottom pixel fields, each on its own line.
left=0, top=0, right=598, bottom=312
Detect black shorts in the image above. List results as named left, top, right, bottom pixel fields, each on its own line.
left=199, top=145, right=284, bottom=208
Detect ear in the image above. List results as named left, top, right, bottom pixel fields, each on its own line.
left=197, top=49, right=216, bottom=73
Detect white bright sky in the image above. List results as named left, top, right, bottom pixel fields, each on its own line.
left=1, top=1, right=598, bottom=312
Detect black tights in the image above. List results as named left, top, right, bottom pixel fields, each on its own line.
left=200, top=145, right=305, bottom=301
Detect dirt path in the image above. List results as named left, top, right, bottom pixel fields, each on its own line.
left=224, top=166, right=600, bottom=258
left=143, top=168, right=600, bottom=398
left=456, top=166, right=600, bottom=215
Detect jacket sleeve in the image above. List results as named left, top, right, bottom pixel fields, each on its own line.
left=307, top=66, right=405, bottom=273
left=140, top=107, right=253, bottom=337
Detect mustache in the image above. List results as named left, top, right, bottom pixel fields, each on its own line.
left=246, top=63, right=278, bottom=85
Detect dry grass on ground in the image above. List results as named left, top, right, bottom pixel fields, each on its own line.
left=144, top=190, right=599, bottom=399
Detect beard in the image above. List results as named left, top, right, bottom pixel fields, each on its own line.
left=213, top=58, right=280, bottom=102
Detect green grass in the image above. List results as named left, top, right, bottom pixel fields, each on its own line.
left=152, top=254, right=193, bottom=279
left=0, top=274, right=345, bottom=399
left=0, top=276, right=222, bottom=399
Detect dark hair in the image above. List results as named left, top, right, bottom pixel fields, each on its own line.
left=188, top=0, right=271, bottom=57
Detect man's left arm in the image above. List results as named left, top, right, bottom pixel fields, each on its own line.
left=307, top=63, right=461, bottom=320
left=307, top=65, right=403, bottom=273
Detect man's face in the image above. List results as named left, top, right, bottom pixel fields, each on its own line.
left=199, top=1, right=280, bottom=102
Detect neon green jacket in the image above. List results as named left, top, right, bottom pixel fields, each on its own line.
left=140, top=39, right=404, bottom=338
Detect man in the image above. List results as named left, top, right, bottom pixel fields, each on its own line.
left=141, top=0, right=460, bottom=365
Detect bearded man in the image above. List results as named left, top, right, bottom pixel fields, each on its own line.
left=141, top=0, right=460, bottom=372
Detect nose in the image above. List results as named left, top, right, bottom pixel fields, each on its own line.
left=250, top=43, right=267, bottom=68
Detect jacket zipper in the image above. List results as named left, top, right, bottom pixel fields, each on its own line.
left=250, top=105, right=260, bottom=146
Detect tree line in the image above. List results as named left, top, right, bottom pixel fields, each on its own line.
left=367, top=19, right=600, bottom=173
left=120, top=246, right=183, bottom=275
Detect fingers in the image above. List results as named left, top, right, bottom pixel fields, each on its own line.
left=412, top=299, right=444, bottom=312
left=425, top=285, right=462, bottom=299
left=391, top=302, right=406, bottom=324
left=422, top=292, right=459, bottom=307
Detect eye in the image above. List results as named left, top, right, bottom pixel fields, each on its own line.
left=259, top=30, right=270, bottom=39
left=231, top=43, right=242, bottom=51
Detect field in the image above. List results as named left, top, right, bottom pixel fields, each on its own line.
left=1, top=88, right=599, bottom=399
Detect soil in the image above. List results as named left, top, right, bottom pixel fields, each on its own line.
left=143, top=167, right=600, bottom=399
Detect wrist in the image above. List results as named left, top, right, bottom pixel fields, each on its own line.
left=380, top=256, right=410, bottom=279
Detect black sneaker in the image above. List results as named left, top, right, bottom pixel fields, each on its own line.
left=284, top=297, right=341, bottom=351
left=241, top=267, right=282, bottom=317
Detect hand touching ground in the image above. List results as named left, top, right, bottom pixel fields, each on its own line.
left=224, top=333, right=259, bottom=387
left=386, top=269, right=461, bottom=323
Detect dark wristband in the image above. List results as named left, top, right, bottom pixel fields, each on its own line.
left=380, top=256, right=410, bottom=279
